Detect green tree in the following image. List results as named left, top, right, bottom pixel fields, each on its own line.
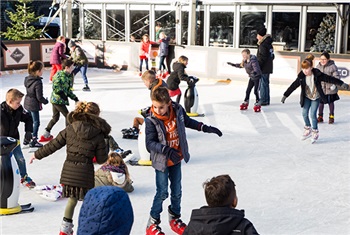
left=2, top=0, right=43, bottom=40
left=310, top=14, right=336, bottom=53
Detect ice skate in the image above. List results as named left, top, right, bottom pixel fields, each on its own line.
left=82, top=84, right=90, bottom=91
left=121, top=127, right=139, bottom=139
left=21, top=175, right=36, bottom=188
left=317, top=114, right=323, bottom=123
left=168, top=206, right=187, bottom=235
left=29, top=138, right=43, bottom=148
left=310, top=129, right=319, bottom=144
left=253, top=102, right=261, bottom=112
left=39, top=129, right=53, bottom=142
left=301, top=126, right=312, bottom=140
left=240, top=101, right=248, bottom=110
left=59, top=219, right=74, bottom=235
left=328, top=114, right=334, bottom=124
left=162, top=71, right=169, bottom=79
left=146, top=216, right=165, bottom=235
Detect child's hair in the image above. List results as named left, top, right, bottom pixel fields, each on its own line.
left=62, top=58, right=74, bottom=68
left=141, top=70, right=156, bottom=82
left=159, top=32, right=166, bottom=39
left=241, top=48, right=250, bottom=55
left=320, top=51, right=330, bottom=60
left=6, top=88, right=24, bottom=102
left=142, top=34, right=149, bottom=40
left=203, top=174, right=236, bottom=207
left=57, top=35, right=65, bottom=41
left=301, top=54, right=315, bottom=69
left=151, top=87, right=171, bottom=103
left=28, top=60, right=44, bottom=76
left=75, top=101, right=100, bottom=115
left=178, top=55, right=188, bottom=64
left=107, top=152, right=124, bottom=166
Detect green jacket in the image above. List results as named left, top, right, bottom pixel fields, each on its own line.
left=50, top=70, right=78, bottom=105
left=71, top=46, right=88, bottom=66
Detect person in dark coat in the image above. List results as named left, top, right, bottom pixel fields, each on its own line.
left=30, top=101, right=111, bottom=235
left=256, top=27, right=274, bottom=106
left=78, top=186, right=134, bottom=235
left=49, top=35, right=67, bottom=82
left=24, top=61, right=49, bottom=147
left=183, top=175, right=259, bottom=235
left=0, top=88, right=36, bottom=188
left=281, top=54, right=349, bottom=143
left=166, top=55, right=195, bottom=103
left=158, top=32, right=171, bottom=77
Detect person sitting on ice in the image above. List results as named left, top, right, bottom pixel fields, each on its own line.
left=183, top=174, right=259, bottom=235
left=78, top=186, right=134, bottom=235
left=95, top=151, right=134, bottom=193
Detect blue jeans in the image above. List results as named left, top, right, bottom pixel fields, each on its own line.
left=72, top=64, right=88, bottom=84
left=12, top=145, right=28, bottom=178
left=30, top=111, right=40, bottom=138
left=260, top=73, right=270, bottom=104
left=302, top=97, right=320, bottom=130
left=150, top=162, right=182, bottom=220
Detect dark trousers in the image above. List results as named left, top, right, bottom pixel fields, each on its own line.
left=46, top=104, right=69, bottom=132
left=244, top=78, right=260, bottom=103
left=158, top=56, right=167, bottom=71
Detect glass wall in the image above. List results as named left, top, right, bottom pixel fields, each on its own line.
left=239, top=12, right=265, bottom=47
left=72, top=8, right=80, bottom=38
left=181, top=11, right=189, bottom=45
left=83, top=9, right=101, bottom=40
left=272, top=12, right=300, bottom=51
left=130, top=10, right=149, bottom=41
left=306, top=13, right=336, bottom=52
left=155, top=10, right=176, bottom=41
left=209, top=12, right=233, bottom=47
left=106, top=10, right=125, bottom=41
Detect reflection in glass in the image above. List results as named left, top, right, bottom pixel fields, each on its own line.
left=209, top=12, right=233, bottom=47
left=107, top=10, right=125, bottom=41
left=240, top=12, right=265, bottom=47
left=181, top=11, right=188, bottom=45
left=272, top=12, right=299, bottom=50
left=130, top=10, right=149, bottom=41
left=72, top=8, right=80, bottom=38
left=155, top=11, right=176, bottom=41
left=83, top=9, right=101, bottom=40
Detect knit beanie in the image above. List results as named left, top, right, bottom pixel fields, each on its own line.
left=257, top=27, right=267, bottom=37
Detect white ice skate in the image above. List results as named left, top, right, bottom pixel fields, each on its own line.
left=310, top=129, right=319, bottom=144
left=301, top=126, right=312, bottom=140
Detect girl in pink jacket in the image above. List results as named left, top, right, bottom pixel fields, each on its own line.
left=139, top=34, right=156, bottom=76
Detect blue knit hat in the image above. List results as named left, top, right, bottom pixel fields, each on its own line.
left=78, top=186, right=134, bottom=235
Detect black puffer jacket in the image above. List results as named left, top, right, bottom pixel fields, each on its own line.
left=167, top=62, right=190, bottom=91
left=24, top=75, right=48, bottom=111
left=283, top=68, right=345, bottom=107
left=257, top=35, right=274, bottom=74
left=0, top=102, right=33, bottom=140
left=183, top=206, right=259, bottom=235
left=34, top=112, right=111, bottom=189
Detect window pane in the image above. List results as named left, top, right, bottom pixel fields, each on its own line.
left=209, top=12, right=233, bottom=47
left=181, top=11, right=188, bottom=45
left=272, top=12, right=299, bottom=51
left=107, top=10, right=125, bottom=41
left=130, top=10, right=149, bottom=41
left=307, top=13, right=336, bottom=52
left=240, top=12, right=265, bottom=48
left=84, top=9, right=101, bottom=40
left=72, top=8, right=80, bottom=38
left=155, top=11, right=176, bottom=41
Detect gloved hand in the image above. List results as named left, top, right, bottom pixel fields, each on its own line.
left=202, top=125, right=223, bottom=137
left=163, top=146, right=181, bottom=164
left=24, top=132, right=32, bottom=142
left=281, top=96, right=287, bottom=103
left=74, top=97, right=79, bottom=102
left=227, top=62, right=240, bottom=68
left=340, top=83, right=349, bottom=90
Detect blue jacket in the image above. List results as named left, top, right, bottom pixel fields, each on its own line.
left=145, top=102, right=203, bottom=172
left=78, top=186, right=134, bottom=235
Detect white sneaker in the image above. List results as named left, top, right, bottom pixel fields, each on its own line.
left=310, top=129, right=319, bottom=144
left=301, top=126, right=312, bottom=140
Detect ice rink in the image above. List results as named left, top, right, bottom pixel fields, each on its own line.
left=0, top=68, right=349, bottom=235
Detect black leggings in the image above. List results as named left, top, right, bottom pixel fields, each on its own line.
left=244, top=78, right=260, bottom=103
left=158, top=56, right=167, bottom=71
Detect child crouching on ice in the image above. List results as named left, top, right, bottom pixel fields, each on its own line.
left=227, top=48, right=262, bottom=112
left=95, top=152, right=134, bottom=193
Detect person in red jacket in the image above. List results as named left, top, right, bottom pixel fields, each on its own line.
left=49, top=36, right=67, bottom=82
left=139, top=34, right=156, bottom=76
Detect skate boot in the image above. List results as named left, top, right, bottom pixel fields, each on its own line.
left=162, top=71, right=169, bottom=79
left=82, top=84, right=91, bottom=91
left=240, top=101, right=249, bottom=110
left=328, top=114, right=334, bottom=124
left=59, top=218, right=74, bottom=235
left=253, top=102, right=261, bottom=112
left=317, top=113, right=323, bottom=123
left=168, top=206, right=187, bottom=235
left=108, top=135, right=120, bottom=151
left=301, top=126, right=312, bottom=140
left=146, top=216, right=165, bottom=235
left=29, top=138, right=43, bottom=148
left=21, top=175, right=36, bottom=188
left=310, top=129, right=319, bottom=144
left=39, top=129, right=53, bottom=142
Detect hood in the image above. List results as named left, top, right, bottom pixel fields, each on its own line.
left=258, top=34, right=273, bottom=46
left=24, top=75, right=42, bottom=88
left=67, top=112, right=111, bottom=139
left=173, top=61, right=186, bottom=71
left=188, top=206, right=246, bottom=234
left=319, top=59, right=335, bottom=68
left=78, top=186, right=134, bottom=235
left=249, top=55, right=258, bottom=62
